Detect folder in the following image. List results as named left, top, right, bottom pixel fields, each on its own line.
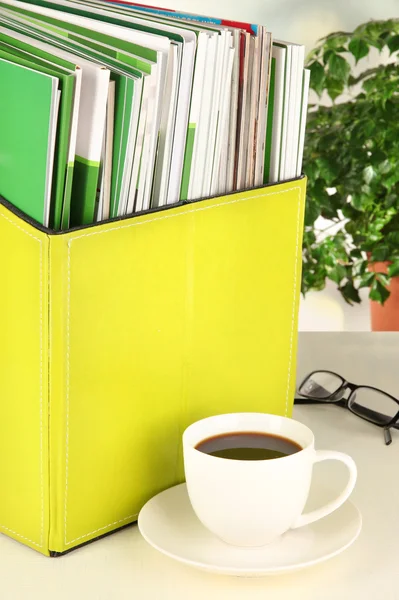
left=0, top=26, right=81, bottom=229
left=0, top=176, right=306, bottom=555
left=0, top=57, right=60, bottom=226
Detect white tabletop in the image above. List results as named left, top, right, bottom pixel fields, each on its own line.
left=1, top=332, right=398, bottom=599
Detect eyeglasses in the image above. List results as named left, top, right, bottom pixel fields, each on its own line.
left=295, top=370, right=399, bottom=445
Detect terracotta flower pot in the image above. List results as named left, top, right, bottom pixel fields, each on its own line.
left=368, top=261, right=399, bottom=331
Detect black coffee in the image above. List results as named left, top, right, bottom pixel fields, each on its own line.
left=195, top=431, right=302, bottom=460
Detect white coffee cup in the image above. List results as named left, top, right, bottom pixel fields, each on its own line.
left=183, top=412, right=357, bottom=547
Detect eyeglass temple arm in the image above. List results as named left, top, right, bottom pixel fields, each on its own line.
left=384, top=428, right=392, bottom=445
left=294, top=397, right=346, bottom=407
left=384, top=422, right=399, bottom=445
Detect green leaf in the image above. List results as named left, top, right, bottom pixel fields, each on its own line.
left=339, top=281, right=361, bottom=305
left=304, top=230, right=317, bottom=245
left=328, top=264, right=347, bottom=284
left=325, top=76, right=345, bottom=100
left=379, top=159, right=391, bottom=175
left=304, top=200, right=321, bottom=226
left=388, top=34, right=399, bottom=53
left=363, top=21, right=395, bottom=49
left=371, top=245, right=390, bottom=261
left=328, top=53, right=350, bottom=81
left=323, top=49, right=334, bottom=64
left=348, top=38, right=369, bottom=62
left=308, top=61, right=325, bottom=95
left=351, top=249, right=364, bottom=260
left=382, top=171, right=399, bottom=190
left=359, top=261, right=368, bottom=276
left=378, top=31, right=392, bottom=46
left=304, top=161, right=320, bottom=181
left=376, top=273, right=391, bottom=287
left=388, top=260, right=399, bottom=277
left=386, top=194, right=398, bottom=209
left=362, top=77, right=377, bottom=94
left=306, top=47, right=320, bottom=63
left=369, top=149, right=386, bottom=165
left=363, top=165, right=376, bottom=184
left=315, top=158, right=339, bottom=182
left=351, top=194, right=369, bottom=212
left=386, top=232, right=399, bottom=246
left=369, top=279, right=390, bottom=304
left=342, top=204, right=360, bottom=219
left=325, top=34, right=350, bottom=49
left=361, top=184, right=371, bottom=196
left=359, top=272, right=375, bottom=288
left=345, top=222, right=357, bottom=235
left=353, top=22, right=368, bottom=36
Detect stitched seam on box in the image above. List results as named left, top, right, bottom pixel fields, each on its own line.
left=65, top=513, right=139, bottom=545
left=70, top=187, right=300, bottom=242
left=39, top=228, right=44, bottom=548
left=0, top=213, right=44, bottom=549
left=0, top=525, right=41, bottom=547
left=0, top=213, right=42, bottom=243
left=64, top=186, right=301, bottom=545
left=64, top=246, right=71, bottom=546
left=285, top=190, right=302, bottom=416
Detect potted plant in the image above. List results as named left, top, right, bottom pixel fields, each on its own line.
left=302, top=19, right=399, bottom=330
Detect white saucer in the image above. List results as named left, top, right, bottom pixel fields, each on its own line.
left=138, top=483, right=362, bottom=577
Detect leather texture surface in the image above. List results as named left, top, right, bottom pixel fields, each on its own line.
left=0, top=178, right=306, bottom=554
left=0, top=207, right=50, bottom=554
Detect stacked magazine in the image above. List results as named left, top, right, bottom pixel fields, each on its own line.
left=0, top=0, right=309, bottom=228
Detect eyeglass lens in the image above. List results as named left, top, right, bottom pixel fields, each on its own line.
left=348, top=387, right=398, bottom=425
left=299, top=371, right=343, bottom=399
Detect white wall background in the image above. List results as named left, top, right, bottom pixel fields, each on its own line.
left=298, top=282, right=371, bottom=332
left=162, top=0, right=396, bottom=330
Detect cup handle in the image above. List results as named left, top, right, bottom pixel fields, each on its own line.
left=291, top=450, right=357, bottom=529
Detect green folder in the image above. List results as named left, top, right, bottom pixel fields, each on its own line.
left=0, top=17, right=111, bottom=227
left=35, top=29, right=144, bottom=218
left=0, top=31, right=78, bottom=229
left=0, top=11, right=151, bottom=219
left=0, top=57, right=59, bottom=225
left=0, top=4, right=162, bottom=219
left=12, top=14, right=155, bottom=217
left=8, top=0, right=184, bottom=209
